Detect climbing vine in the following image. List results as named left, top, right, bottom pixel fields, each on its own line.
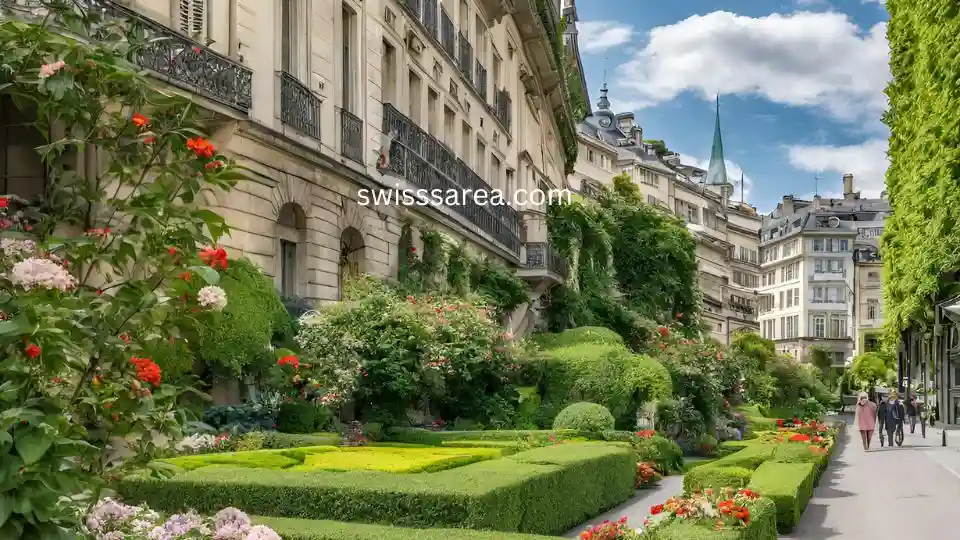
left=881, top=0, right=960, bottom=346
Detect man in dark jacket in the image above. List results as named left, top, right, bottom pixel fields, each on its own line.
left=906, top=395, right=921, bottom=433
left=884, top=392, right=906, bottom=446
left=877, top=394, right=888, bottom=446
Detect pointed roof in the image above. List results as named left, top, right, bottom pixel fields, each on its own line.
left=704, top=96, right=729, bottom=186
left=597, top=82, right=610, bottom=111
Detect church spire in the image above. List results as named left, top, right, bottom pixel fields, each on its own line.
left=704, top=95, right=729, bottom=186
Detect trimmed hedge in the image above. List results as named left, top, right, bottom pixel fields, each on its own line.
left=705, top=444, right=774, bottom=470
left=265, top=432, right=341, bottom=449
left=553, top=402, right=616, bottom=431
left=385, top=428, right=586, bottom=445
left=255, top=516, right=558, bottom=540
left=532, top=326, right=626, bottom=349
left=683, top=466, right=753, bottom=494
left=746, top=461, right=817, bottom=533
left=119, top=443, right=635, bottom=536
left=639, top=497, right=777, bottom=540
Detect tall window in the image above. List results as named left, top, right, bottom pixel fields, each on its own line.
left=280, top=240, right=297, bottom=298
left=813, top=238, right=824, bottom=252
left=427, top=88, right=439, bottom=135
left=461, top=122, right=472, bottom=163
left=793, top=288, right=800, bottom=306
left=281, top=0, right=300, bottom=74
left=839, top=239, right=849, bottom=251
left=813, top=315, right=825, bottom=338
left=178, top=0, right=206, bottom=39
left=408, top=70, right=422, bottom=124
left=341, top=6, right=356, bottom=112
left=867, top=299, right=879, bottom=320
left=382, top=40, right=397, bottom=104
left=0, top=96, right=47, bottom=200
left=475, top=139, right=485, bottom=178
left=829, top=315, right=847, bottom=338
left=443, top=105, right=455, bottom=148
left=492, top=51, right=502, bottom=92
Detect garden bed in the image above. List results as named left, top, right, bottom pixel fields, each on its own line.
left=119, top=442, right=636, bottom=536
left=254, top=516, right=559, bottom=540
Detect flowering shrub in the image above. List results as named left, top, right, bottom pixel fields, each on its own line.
left=0, top=6, right=249, bottom=535
left=173, top=433, right=232, bottom=455
left=294, top=277, right=520, bottom=424
left=636, top=461, right=662, bottom=489
left=83, top=498, right=281, bottom=539
left=641, top=488, right=760, bottom=533
left=578, top=516, right=640, bottom=539
left=341, top=421, right=367, bottom=447
left=635, top=429, right=656, bottom=439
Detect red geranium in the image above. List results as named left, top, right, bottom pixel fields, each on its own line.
left=25, top=343, right=41, bottom=358
left=277, top=355, right=300, bottom=369
left=199, top=246, right=228, bottom=270
left=636, top=430, right=656, bottom=439
left=186, top=137, right=215, bottom=158
left=129, top=356, right=162, bottom=386
left=657, top=327, right=670, bottom=338
left=788, top=433, right=811, bottom=442
left=131, top=112, right=148, bottom=128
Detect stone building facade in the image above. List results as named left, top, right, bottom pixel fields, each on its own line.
left=1, top=0, right=582, bottom=332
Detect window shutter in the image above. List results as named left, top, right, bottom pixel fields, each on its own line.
left=179, top=0, right=205, bottom=37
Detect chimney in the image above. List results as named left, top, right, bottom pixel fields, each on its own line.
left=781, top=195, right=795, bottom=217
left=633, top=126, right=643, bottom=146
left=843, top=174, right=855, bottom=199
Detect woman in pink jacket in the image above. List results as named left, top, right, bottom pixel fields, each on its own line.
left=854, top=391, right=878, bottom=451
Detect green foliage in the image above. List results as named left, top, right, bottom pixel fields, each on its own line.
left=255, top=517, right=559, bottom=540
left=119, top=443, right=636, bottom=536
left=849, top=351, right=895, bottom=389
left=193, top=259, right=291, bottom=377
left=683, top=466, right=753, bottom=493
left=634, top=435, right=685, bottom=475
left=881, top=0, right=960, bottom=344
left=531, top=343, right=673, bottom=428
left=644, top=140, right=672, bottom=157
left=533, top=326, right=625, bottom=349
left=746, top=461, right=817, bottom=533
left=640, top=498, right=778, bottom=540
left=277, top=402, right=332, bottom=434
left=552, top=402, right=616, bottom=432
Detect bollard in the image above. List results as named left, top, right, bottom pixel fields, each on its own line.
left=943, top=429, right=948, bottom=447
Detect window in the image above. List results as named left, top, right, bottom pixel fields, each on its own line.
left=178, top=0, right=206, bottom=39
left=506, top=168, right=515, bottom=197
left=780, top=317, right=785, bottom=338
left=829, top=314, right=847, bottom=338
left=783, top=240, right=796, bottom=257
left=784, top=315, right=798, bottom=338
left=491, top=51, right=502, bottom=92
left=813, top=315, right=825, bottom=338
left=733, top=271, right=758, bottom=288
left=794, top=288, right=800, bottom=306
left=588, top=149, right=595, bottom=163
left=675, top=200, right=700, bottom=224
left=0, top=96, right=47, bottom=200
left=867, top=299, right=879, bottom=320
left=703, top=208, right=718, bottom=229
left=839, top=239, right=849, bottom=251
left=382, top=40, right=397, bottom=105
left=779, top=291, right=784, bottom=308
left=868, top=271, right=880, bottom=282
left=647, top=194, right=657, bottom=205
left=474, top=15, right=486, bottom=61
left=342, top=6, right=357, bottom=112
left=458, top=0, right=469, bottom=32
left=427, top=88, right=439, bottom=135
left=826, top=238, right=835, bottom=252
left=461, top=122, right=471, bottom=163
left=813, top=239, right=824, bottom=252
left=281, top=0, right=300, bottom=74
left=638, top=169, right=658, bottom=186
left=475, top=139, right=485, bottom=178
left=408, top=70, right=422, bottom=124
left=280, top=240, right=297, bottom=298
left=717, top=323, right=723, bottom=332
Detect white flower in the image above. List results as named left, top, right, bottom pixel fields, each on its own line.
left=245, top=525, right=282, bottom=540
left=0, top=238, right=36, bottom=259
left=197, top=285, right=227, bottom=311
left=8, top=257, right=77, bottom=291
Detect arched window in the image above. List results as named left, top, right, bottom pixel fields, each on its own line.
left=276, top=202, right=306, bottom=298
left=339, top=226, right=365, bottom=295
left=0, top=95, right=46, bottom=201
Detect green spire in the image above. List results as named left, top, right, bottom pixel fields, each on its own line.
left=705, top=95, right=729, bottom=186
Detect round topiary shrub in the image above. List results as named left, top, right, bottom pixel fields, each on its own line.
left=553, top=402, right=616, bottom=432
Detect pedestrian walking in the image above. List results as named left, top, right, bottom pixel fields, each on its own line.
left=877, top=393, right=888, bottom=447
left=884, top=391, right=906, bottom=446
left=854, top=391, right=878, bottom=451
left=906, top=394, right=921, bottom=434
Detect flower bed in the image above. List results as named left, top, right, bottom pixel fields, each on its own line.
left=119, top=443, right=636, bottom=536
left=633, top=489, right=777, bottom=540
left=84, top=498, right=281, bottom=540
left=253, top=516, right=558, bottom=539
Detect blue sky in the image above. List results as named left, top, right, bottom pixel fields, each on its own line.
left=572, top=0, right=889, bottom=211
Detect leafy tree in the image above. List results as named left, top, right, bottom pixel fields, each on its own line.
left=850, top=352, right=895, bottom=391
left=644, top=139, right=672, bottom=157
left=0, top=5, right=248, bottom=536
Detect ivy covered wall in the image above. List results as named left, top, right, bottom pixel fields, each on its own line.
left=881, top=0, right=960, bottom=344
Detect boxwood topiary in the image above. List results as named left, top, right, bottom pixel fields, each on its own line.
left=552, top=402, right=615, bottom=432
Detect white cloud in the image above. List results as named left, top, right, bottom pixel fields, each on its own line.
left=578, top=21, right=635, bottom=53
left=615, top=11, right=889, bottom=126
left=679, top=155, right=754, bottom=202
left=785, top=139, right=889, bottom=197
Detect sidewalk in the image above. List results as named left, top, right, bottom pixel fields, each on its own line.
left=784, top=422, right=960, bottom=539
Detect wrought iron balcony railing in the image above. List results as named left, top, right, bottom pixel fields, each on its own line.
left=88, top=0, right=253, bottom=112
left=382, top=103, right=520, bottom=255
left=340, top=108, right=363, bottom=164
left=279, top=72, right=321, bottom=140
left=457, top=32, right=473, bottom=84
left=440, top=7, right=457, bottom=60
left=525, top=242, right=568, bottom=278
left=475, top=60, right=488, bottom=102
left=493, top=88, right=512, bottom=129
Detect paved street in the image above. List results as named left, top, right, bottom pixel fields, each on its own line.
left=786, top=420, right=960, bottom=539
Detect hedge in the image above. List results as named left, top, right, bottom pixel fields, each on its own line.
left=385, top=428, right=588, bottom=445
left=119, top=443, right=635, bottom=536
left=265, top=432, right=341, bottom=449
left=639, top=497, right=777, bottom=540
left=683, top=466, right=753, bottom=494
left=746, top=461, right=817, bottom=533
left=532, top=326, right=625, bottom=350
left=704, top=444, right=774, bottom=470
left=255, top=516, right=558, bottom=540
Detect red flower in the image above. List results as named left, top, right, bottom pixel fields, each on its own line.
left=167, top=246, right=178, bottom=256
left=25, top=343, right=41, bottom=358
left=199, top=246, right=228, bottom=270
left=186, top=137, right=215, bottom=158
left=411, top=247, right=417, bottom=253
left=776, top=418, right=784, bottom=427
left=0, top=197, right=7, bottom=208
left=788, top=433, right=811, bottom=442
left=657, top=327, right=670, bottom=337
left=278, top=355, right=300, bottom=369
left=131, top=112, right=149, bottom=128
left=192, top=46, right=202, bottom=54
left=650, top=504, right=664, bottom=515
left=119, top=333, right=131, bottom=344
left=129, top=356, right=162, bottom=386
left=143, top=136, right=156, bottom=145
left=178, top=271, right=192, bottom=281
left=204, top=160, right=225, bottom=170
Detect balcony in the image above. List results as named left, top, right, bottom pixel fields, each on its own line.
left=340, top=108, right=363, bottom=164
left=475, top=60, right=488, bottom=102
left=476, top=0, right=516, bottom=23
left=95, top=1, right=253, bottom=112
left=279, top=72, right=321, bottom=140
left=382, top=104, right=520, bottom=256
left=422, top=0, right=439, bottom=38
left=440, top=7, right=457, bottom=60
left=809, top=271, right=846, bottom=282
left=457, top=32, right=473, bottom=85
left=493, top=88, right=512, bottom=130
left=519, top=242, right=568, bottom=284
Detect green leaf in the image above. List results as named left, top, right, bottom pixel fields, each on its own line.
left=274, top=348, right=296, bottom=360
left=187, top=265, right=219, bottom=285
left=0, top=431, right=10, bottom=446
left=14, top=428, right=54, bottom=465
left=0, top=493, right=10, bottom=529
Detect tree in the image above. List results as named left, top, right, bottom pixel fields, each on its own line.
left=850, top=352, right=895, bottom=391
left=0, top=6, right=248, bottom=536
left=644, top=139, right=672, bottom=157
